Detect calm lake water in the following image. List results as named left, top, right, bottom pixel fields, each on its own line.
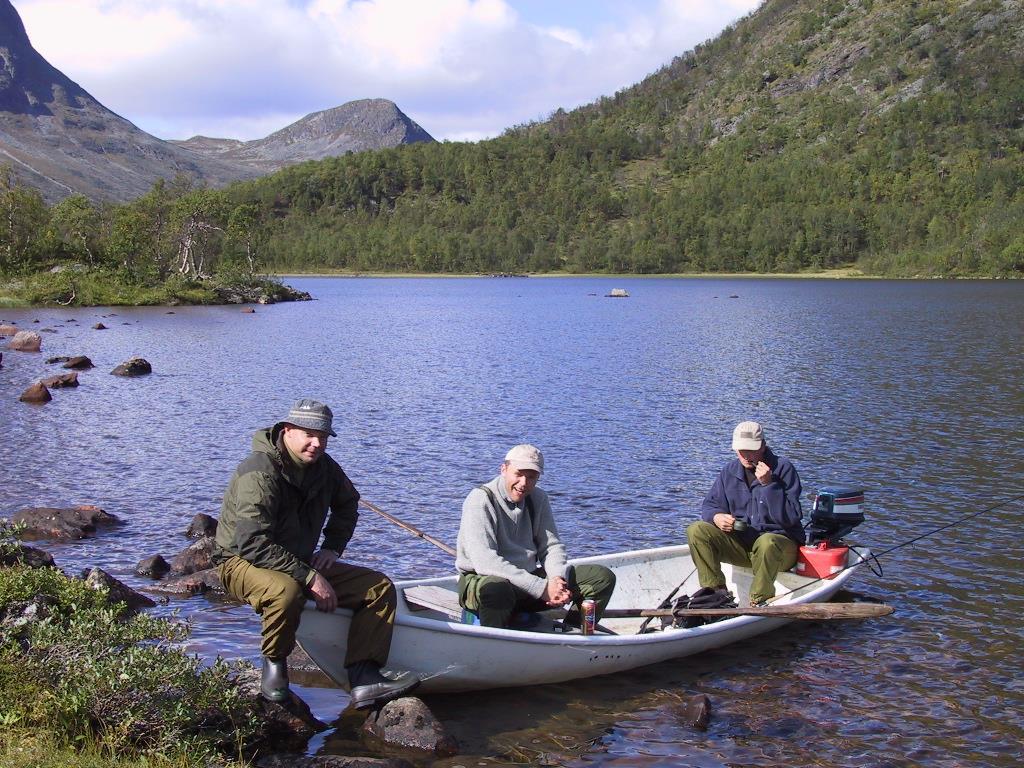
left=2, top=277, right=1023, bottom=767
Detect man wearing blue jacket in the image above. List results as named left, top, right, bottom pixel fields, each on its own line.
left=686, top=421, right=804, bottom=606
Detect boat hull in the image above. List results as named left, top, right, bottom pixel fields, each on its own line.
left=296, top=543, right=871, bottom=693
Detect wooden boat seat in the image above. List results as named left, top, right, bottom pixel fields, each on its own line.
left=402, top=585, right=617, bottom=634
left=403, top=585, right=464, bottom=620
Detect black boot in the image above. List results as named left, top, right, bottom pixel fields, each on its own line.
left=346, top=660, right=420, bottom=710
left=261, top=656, right=290, bottom=702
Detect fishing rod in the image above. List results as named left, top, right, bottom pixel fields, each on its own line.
left=772, top=489, right=1024, bottom=602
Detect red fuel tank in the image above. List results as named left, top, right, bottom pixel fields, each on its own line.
left=795, top=542, right=849, bottom=579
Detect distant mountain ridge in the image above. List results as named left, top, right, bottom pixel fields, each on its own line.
left=172, top=99, right=434, bottom=170
left=0, top=0, right=434, bottom=202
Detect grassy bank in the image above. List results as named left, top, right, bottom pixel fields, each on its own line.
left=0, top=269, right=302, bottom=308
left=0, top=524, right=260, bottom=766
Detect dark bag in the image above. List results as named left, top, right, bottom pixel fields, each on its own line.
left=671, top=587, right=738, bottom=628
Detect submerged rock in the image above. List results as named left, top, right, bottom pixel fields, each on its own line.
left=257, top=755, right=412, bottom=768
left=13, top=505, right=120, bottom=541
left=63, top=355, right=94, bottom=369
left=149, top=567, right=222, bottom=595
left=40, top=372, right=79, bottom=388
left=19, top=382, right=51, bottom=403
left=679, top=693, right=712, bottom=730
left=111, top=357, right=152, bottom=376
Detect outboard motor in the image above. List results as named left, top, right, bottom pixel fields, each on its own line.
left=796, top=486, right=865, bottom=579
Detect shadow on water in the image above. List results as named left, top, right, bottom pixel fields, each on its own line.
left=307, top=619, right=882, bottom=767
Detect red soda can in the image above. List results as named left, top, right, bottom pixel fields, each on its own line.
left=581, top=599, right=596, bottom=635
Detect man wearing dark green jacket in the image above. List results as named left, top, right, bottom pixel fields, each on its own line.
left=214, top=398, right=418, bottom=708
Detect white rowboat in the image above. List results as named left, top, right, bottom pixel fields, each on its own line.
left=296, top=543, right=873, bottom=694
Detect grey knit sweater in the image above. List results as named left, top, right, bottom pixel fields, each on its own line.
left=455, top=474, right=568, bottom=599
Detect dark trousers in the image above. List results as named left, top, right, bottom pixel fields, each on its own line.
left=218, top=556, right=397, bottom=666
left=458, top=564, right=616, bottom=628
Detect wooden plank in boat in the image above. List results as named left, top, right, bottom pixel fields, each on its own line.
left=404, top=585, right=463, bottom=619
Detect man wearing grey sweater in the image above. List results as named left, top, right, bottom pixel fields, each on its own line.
left=455, top=444, right=616, bottom=628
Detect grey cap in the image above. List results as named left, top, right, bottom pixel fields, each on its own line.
left=504, top=443, right=544, bottom=474
left=283, top=398, right=337, bottom=436
left=731, top=420, right=764, bottom=451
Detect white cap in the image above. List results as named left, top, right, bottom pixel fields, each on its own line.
left=504, top=444, right=544, bottom=474
left=731, top=421, right=764, bottom=451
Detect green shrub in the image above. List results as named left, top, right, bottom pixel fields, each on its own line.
left=0, top=563, right=260, bottom=763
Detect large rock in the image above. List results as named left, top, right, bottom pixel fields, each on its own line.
left=0, top=542, right=56, bottom=568
left=0, top=324, right=19, bottom=336
left=169, top=536, right=216, bottom=576
left=111, top=357, right=152, bottom=376
left=40, top=372, right=79, bottom=388
left=360, top=697, right=458, bottom=757
left=19, top=382, right=51, bottom=403
left=7, top=330, right=42, bottom=351
left=81, top=567, right=157, bottom=610
left=0, top=594, right=59, bottom=645
left=186, top=513, right=218, bottom=538
left=13, top=505, right=120, bottom=540
left=232, top=667, right=328, bottom=753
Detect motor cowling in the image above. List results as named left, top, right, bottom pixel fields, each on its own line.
left=796, top=486, right=865, bottom=580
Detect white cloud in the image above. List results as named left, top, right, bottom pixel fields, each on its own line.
left=13, top=0, right=761, bottom=142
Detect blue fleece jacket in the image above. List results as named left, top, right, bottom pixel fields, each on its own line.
left=700, top=447, right=805, bottom=546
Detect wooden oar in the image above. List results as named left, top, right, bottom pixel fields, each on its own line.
left=602, top=602, right=894, bottom=620
left=359, top=499, right=456, bottom=556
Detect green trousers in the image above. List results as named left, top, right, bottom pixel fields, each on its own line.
left=458, top=564, right=616, bottom=628
left=218, top=556, right=396, bottom=666
left=685, top=521, right=799, bottom=605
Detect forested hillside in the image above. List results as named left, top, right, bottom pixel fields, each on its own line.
left=241, top=0, right=1022, bottom=277
left=2, top=0, right=1022, bottom=304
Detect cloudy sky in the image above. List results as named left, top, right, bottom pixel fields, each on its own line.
left=14, top=0, right=761, bottom=143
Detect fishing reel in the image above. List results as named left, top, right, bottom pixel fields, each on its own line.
left=806, top=486, right=865, bottom=546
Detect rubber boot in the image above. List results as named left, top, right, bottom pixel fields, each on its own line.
left=346, top=660, right=420, bottom=710
left=261, top=656, right=290, bottom=702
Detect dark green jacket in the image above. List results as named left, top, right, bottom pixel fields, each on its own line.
left=213, top=424, right=360, bottom=585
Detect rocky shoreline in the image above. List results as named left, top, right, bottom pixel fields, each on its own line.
left=2, top=506, right=459, bottom=766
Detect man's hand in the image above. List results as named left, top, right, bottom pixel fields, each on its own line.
left=542, top=576, right=572, bottom=607
left=310, top=548, right=338, bottom=572
left=755, top=461, right=773, bottom=485
left=713, top=513, right=736, bottom=532
left=308, top=571, right=338, bottom=612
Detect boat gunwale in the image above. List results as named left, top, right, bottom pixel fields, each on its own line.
left=385, top=544, right=871, bottom=647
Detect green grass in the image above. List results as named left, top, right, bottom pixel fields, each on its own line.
left=1, top=524, right=263, bottom=766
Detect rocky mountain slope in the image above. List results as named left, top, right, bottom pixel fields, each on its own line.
left=172, top=99, right=433, bottom=170
left=0, top=0, right=433, bottom=203
left=0, top=0, right=257, bottom=203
